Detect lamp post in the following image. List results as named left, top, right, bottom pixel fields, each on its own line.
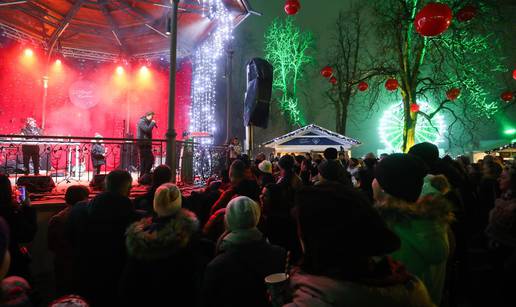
left=166, top=0, right=180, bottom=182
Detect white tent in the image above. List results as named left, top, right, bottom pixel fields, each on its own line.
left=262, top=124, right=361, bottom=153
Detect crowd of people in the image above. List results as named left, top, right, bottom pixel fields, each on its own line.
left=0, top=141, right=514, bottom=306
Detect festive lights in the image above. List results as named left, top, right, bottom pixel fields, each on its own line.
left=379, top=102, right=447, bottom=152
left=190, top=0, right=233, bottom=177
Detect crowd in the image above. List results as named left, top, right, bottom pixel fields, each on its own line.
left=0, top=141, right=514, bottom=306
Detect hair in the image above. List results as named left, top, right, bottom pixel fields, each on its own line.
left=0, top=174, right=12, bottom=207
left=484, top=161, right=503, bottom=179
left=278, top=155, right=295, bottom=172
left=65, top=185, right=90, bottom=206
left=234, top=180, right=260, bottom=201
left=323, top=148, right=338, bottom=160
left=229, top=160, right=246, bottom=182
left=239, top=154, right=252, bottom=168
left=152, top=165, right=173, bottom=188
left=262, top=183, right=289, bottom=217
left=105, top=170, right=133, bottom=193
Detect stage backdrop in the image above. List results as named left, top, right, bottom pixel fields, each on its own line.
left=0, top=43, right=191, bottom=140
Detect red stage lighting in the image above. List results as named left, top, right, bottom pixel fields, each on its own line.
left=24, top=48, right=34, bottom=57
left=55, top=59, right=62, bottom=65
left=116, top=66, right=124, bottom=75
left=140, top=65, right=149, bottom=75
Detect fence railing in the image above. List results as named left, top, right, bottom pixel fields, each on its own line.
left=0, top=135, right=227, bottom=184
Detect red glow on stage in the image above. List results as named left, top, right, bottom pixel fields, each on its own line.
left=23, top=48, right=33, bottom=57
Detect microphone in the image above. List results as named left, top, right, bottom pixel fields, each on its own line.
left=154, top=122, right=158, bottom=129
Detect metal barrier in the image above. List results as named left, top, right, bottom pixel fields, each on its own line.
left=0, top=135, right=227, bottom=184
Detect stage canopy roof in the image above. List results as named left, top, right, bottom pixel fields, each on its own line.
left=0, top=0, right=251, bottom=61
left=263, top=124, right=362, bottom=153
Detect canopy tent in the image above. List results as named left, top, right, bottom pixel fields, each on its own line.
left=485, top=142, right=516, bottom=160
left=262, top=124, right=361, bottom=154
left=0, top=0, right=251, bottom=61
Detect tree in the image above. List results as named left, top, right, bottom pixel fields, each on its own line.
left=368, top=0, right=509, bottom=152
left=264, top=18, right=314, bottom=128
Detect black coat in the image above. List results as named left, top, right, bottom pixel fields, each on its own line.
left=91, top=143, right=106, bottom=167
left=136, top=117, right=156, bottom=145
left=67, top=192, right=139, bottom=306
left=200, top=240, right=286, bottom=307
left=120, top=210, right=213, bottom=307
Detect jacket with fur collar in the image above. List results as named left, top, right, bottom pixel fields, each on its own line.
left=126, top=208, right=199, bottom=260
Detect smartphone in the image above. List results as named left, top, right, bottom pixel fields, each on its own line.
left=17, top=186, right=26, bottom=204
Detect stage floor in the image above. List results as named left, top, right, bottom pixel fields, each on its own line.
left=7, top=171, right=201, bottom=206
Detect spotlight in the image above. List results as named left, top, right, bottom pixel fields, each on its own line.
left=24, top=48, right=33, bottom=57
left=55, top=59, right=62, bottom=65
left=140, top=65, right=149, bottom=74
left=116, top=66, right=124, bottom=75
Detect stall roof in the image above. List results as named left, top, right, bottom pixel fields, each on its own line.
left=263, top=124, right=361, bottom=153
left=0, top=0, right=250, bottom=60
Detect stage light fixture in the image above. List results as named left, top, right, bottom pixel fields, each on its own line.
left=140, top=65, right=149, bottom=75
left=55, top=59, right=62, bottom=65
left=116, top=66, right=124, bottom=75
left=24, top=48, right=33, bottom=57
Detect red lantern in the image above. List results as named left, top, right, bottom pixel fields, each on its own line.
left=446, top=88, right=461, bottom=101
left=457, top=5, right=477, bottom=22
left=410, top=104, right=421, bottom=113
left=321, top=66, right=333, bottom=78
left=513, top=69, right=516, bottom=80
left=501, top=91, right=514, bottom=102
left=329, top=76, right=337, bottom=85
left=284, top=0, right=300, bottom=15
left=414, top=3, right=453, bottom=37
left=385, top=78, right=399, bottom=91
left=357, top=81, right=369, bottom=92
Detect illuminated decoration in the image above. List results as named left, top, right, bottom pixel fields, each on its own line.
left=321, top=66, right=332, bottom=78
left=504, top=128, right=516, bottom=135
left=457, top=5, right=477, bottom=22
left=414, top=3, right=452, bottom=37
left=501, top=91, right=514, bottom=102
left=513, top=69, right=516, bottom=80
left=190, top=0, right=233, bottom=176
left=379, top=102, right=447, bottom=152
left=410, top=103, right=420, bottom=113
left=116, top=66, right=124, bottom=75
left=385, top=78, right=399, bottom=91
left=357, top=81, right=368, bottom=92
left=265, top=18, right=313, bottom=127
left=446, top=88, right=461, bottom=101
left=23, top=48, right=33, bottom=57
left=329, top=76, right=337, bottom=85
left=284, top=0, right=300, bottom=15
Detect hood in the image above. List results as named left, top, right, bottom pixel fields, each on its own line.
left=288, top=270, right=434, bottom=307
left=126, top=209, right=199, bottom=260
left=376, top=194, right=454, bottom=224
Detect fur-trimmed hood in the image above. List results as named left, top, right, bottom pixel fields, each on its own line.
left=126, top=209, right=199, bottom=260
left=376, top=194, right=454, bottom=224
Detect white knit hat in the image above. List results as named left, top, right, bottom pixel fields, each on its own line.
left=258, top=160, right=273, bottom=174
left=153, top=183, right=182, bottom=217
left=225, top=196, right=261, bottom=232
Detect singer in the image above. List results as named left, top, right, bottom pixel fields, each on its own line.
left=137, top=111, right=157, bottom=177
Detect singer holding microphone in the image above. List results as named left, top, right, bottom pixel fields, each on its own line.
left=137, top=111, right=157, bottom=177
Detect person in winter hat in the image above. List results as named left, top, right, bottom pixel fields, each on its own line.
left=283, top=186, right=434, bottom=307
left=373, top=153, right=453, bottom=306
left=121, top=183, right=209, bottom=307
left=201, top=196, right=285, bottom=307
left=257, top=160, right=275, bottom=188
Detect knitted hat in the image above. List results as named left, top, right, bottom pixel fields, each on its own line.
left=318, top=160, right=342, bottom=181
left=225, top=196, right=261, bottom=232
left=153, top=183, right=182, bottom=217
left=408, top=142, right=439, bottom=169
left=375, top=153, right=427, bottom=203
left=258, top=160, right=273, bottom=174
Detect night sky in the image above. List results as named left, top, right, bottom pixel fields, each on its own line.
left=230, top=0, right=516, bottom=157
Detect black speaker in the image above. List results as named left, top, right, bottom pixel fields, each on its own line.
left=244, top=58, right=273, bottom=128
left=16, top=175, right=56, bottom=193
left=89, top=174, right=107, bottom=190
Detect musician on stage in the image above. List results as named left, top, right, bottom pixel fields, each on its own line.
left=137, top=111, right=157, bottom=177
left=20, top=117, right=42, bottom=175
left=91, top=133, right=106, bottom=175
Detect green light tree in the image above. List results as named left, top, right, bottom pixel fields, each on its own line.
left=264, top=18, right=314, bottom=128
left=366, top=0, right=510, bottom=152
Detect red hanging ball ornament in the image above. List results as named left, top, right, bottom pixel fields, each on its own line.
left=457, top=5, right=477, bottom=22
left=410, top=104, right=421, bottom=113
left=321, top=66, right=333, bottom=78
left=513, top=69, right=516, bottom=80
left=329, top=76, right=337, bottom=85
left=284, top=0, right=300, bottom=15
left=446, top=88, right=461, bottom=101
left=385, top=78, right=399, bottom=91
left=357, top=81, right=369, bottom=92
left=501, top=91, right=514, bottom=102
left=414, top=3, right=453, bottom=37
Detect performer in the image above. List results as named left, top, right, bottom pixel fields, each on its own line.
left=137, top=111, right=157, bottom=177
left=20, top=117, right=42, bottom=175
left=227, top=137, right=242, bottom=166
left=91, top=133, right=106, bottom=175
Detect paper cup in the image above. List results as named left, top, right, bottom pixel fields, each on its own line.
left=265, top=273, right=290, bottom=307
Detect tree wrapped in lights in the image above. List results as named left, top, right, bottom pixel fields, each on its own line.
left=264, top=18, right=314, bottom=127
left=367, top=0, right=509, bottom=152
